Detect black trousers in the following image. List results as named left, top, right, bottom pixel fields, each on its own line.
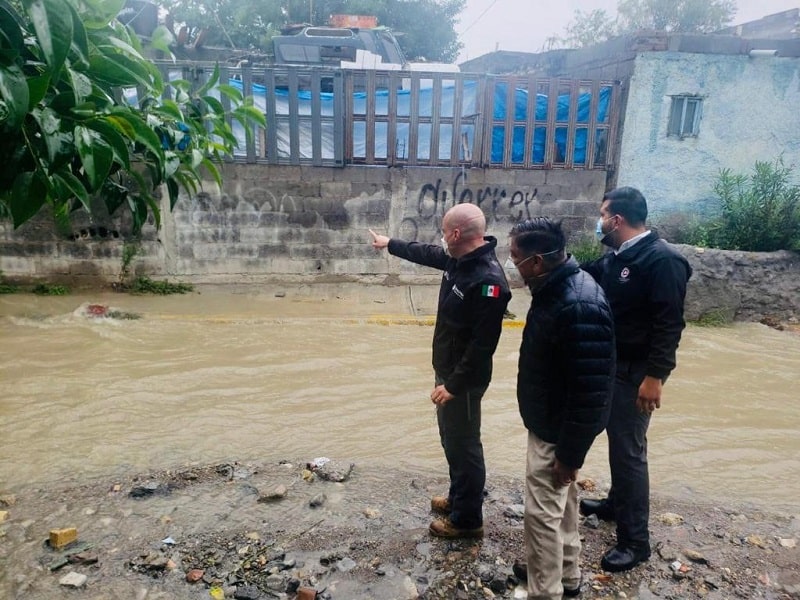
left=606, top=359, right=652, bottom=548
left=435, top=375, right=486, bottom=529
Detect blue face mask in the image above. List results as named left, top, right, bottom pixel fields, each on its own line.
left=595, top=217, right=605, bottom=241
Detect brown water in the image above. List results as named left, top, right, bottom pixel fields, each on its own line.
left=1, top=284, right=799, bottom=512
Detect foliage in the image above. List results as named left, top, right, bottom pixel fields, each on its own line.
left=0, top=270, right=18, bottom=293
left=119, top=239, right=140, bottom=283
left=32, top=282, right=69, bottom=295
left=568, top=232, right=604, bottom=264
left=0, top=0, right=265, bottom=234
left=561, top=0, right=736, bottom=48
left=563, top=9, right=618, bottom=49
left=157, top=0, right=465, bottom=63
left=691, top=309, right=733, bottom=327
left=708, top=159, right=800, bottom=251
left=126, top=276, right=193, bottom=294
left=665, top=159, right=800, bottom=252
left=617, top=0, right=736, bottom=33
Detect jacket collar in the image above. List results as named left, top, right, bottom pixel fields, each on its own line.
left=455, top=236, right=498, bottom=265
left=527, top=256, right=580, bottom=295
left=615, top=230, right=659, bottom=259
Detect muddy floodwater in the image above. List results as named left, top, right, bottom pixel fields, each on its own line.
left=1, top=284, right=799, bottom=513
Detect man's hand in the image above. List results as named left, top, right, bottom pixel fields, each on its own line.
left=637, top=375, right=663, bottom=413
left=552, top=458, right=578, bottom=487
left=430, top=384, right=454, bottom=406
left=369, top=229, right=390, bottom=250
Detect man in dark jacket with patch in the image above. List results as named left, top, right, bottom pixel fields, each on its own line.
left=508, top=217, right=614, bottom=600
left=369, top=203, right=511, bottom=539
left=581, top=187, right=692, bottom=573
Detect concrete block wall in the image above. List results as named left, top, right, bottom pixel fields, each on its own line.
left=0, top=165, right=607, bottom=284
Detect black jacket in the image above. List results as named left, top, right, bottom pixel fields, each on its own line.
left=517, top=257, right=615, bottom=469
left=582, top=232, right=692, bottom=380
left=388, top=236, right=511, bottom=396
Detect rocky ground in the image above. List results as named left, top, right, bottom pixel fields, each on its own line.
left=1, top=459, right=798, bottom=600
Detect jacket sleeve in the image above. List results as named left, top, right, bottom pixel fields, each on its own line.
left=554, top=291, right=615, bottom=470
left=387, top=239, right=449, bottom=271
left=445, top=282, right=511, bottom=396
left=645, top=256, right=690, bottom=380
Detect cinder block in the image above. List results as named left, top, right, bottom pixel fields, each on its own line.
left=49, top=527, right=78, bottom=549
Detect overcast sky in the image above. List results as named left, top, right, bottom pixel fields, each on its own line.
left=456, top=0, right=800, bottom=62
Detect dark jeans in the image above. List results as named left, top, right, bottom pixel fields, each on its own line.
left=435, top=375, right=486, bottom=529
left=605, top=359, right=652, bottom=549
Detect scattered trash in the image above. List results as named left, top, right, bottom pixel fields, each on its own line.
left=162, top=536, right=176, bottom=545
left=59, top=571, right=88, bottom=588
left=49, top=527, right=78, bottom=549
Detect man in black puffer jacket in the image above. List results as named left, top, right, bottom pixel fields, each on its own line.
left=508, top=218, right=615, bottom=600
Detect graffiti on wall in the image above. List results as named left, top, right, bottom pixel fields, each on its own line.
left=404, top=171, right=553, bottom=241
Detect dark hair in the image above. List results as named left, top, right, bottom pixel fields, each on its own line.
left=509, top=217, right=566, bottom=265
left=603, top=187, right=648, bottom=226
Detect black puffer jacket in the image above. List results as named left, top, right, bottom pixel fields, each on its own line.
left=517, top=257, right=615, bottom=469
left=388, top=236, right=511, bottom=396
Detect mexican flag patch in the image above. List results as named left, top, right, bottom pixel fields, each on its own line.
left=481, top=284, right=501, bottom=298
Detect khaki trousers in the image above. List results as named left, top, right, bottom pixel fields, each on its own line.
left=525, top=432, right=581, bottom=600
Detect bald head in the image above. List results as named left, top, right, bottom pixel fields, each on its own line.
left=442, top=204, right=487, bottom=258
left=444, top=203, right=486, bottom=240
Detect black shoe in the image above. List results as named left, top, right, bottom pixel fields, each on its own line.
left=579, top=497, right=615, bottom=521
left=511, top=561, right=581, bottom=596
left=564, top=581, right=582, bottom=597
left=512, top=559, right=527, bottom=581
left=600, top=544, right=651, bottom=572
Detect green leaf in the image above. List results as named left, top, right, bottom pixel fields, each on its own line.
left=88, top=52, right=153, bottom=87
left=152, top=99, right=183, bottom=122
left=75, top=125, right=114, bottom=190
left=69, top=68, right=93, bottom=104
left=9, top=171, right=47, bottom=228
left=104, top=35, right=145, bottom=60
left=166, top=177, right=179, bottom=210
left=235, top=104, right=267, bottom=128
left=31, top=106, right=73, bottom=166
left=196, top=63, right=220, bottom=97
left=110, top=109, right=164, bottom=161
left=201, top=157, right=222, bottom=189
left=80, top=0, right=125, bottom=29
left=149, top=25, right=175, bottom=59
left=164, top=150, right=180, bottom=178
left=23, top=0, right=73, bottom=77
left=201, top=94, right=225, bottom=115
left=105, top=113, right=136, bottom=138
left=67, top=1, right=88, bottom=65
left=0, top=63, right=28, bottom=128
left=52, top=168, right=90, bottom=212
left=0, top=3, right=24, bottom=62
left=217, top=84, right=243, bottom=103
left=85, top=117, right=131, bottom=169
left=26, top=72, right=50, bottom=107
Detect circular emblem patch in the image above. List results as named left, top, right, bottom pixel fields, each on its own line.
left=620, top=267, right=630, bottom=279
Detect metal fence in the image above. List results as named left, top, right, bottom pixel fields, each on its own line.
left=155, top=63, right=620, bottom=170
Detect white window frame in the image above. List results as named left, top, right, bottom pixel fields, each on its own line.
left=667, top=95, right=703, bottom=138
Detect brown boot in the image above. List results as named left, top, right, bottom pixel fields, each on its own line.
left=429, top=517, right=483, bottom=539
left=430, top=496, right=451, bottom=515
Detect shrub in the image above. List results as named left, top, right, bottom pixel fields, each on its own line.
left=568, top=232, right=604, bottom=264
left=32, top=283, right=69, bottom=296
left=710, top=158, right=800, bottom=251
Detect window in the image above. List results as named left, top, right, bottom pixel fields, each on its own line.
left=667, top=95, right=703, bottom=138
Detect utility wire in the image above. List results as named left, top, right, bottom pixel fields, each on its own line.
left=460, top=0, right=502, bottom=35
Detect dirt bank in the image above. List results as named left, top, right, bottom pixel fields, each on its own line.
left=1, top=459, right=798, bottom=600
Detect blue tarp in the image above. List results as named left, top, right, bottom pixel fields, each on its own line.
left=227, top=79, right=610, bottom=162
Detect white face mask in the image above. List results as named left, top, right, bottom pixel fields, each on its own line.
left=441, top=236, right=450, bottom=257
